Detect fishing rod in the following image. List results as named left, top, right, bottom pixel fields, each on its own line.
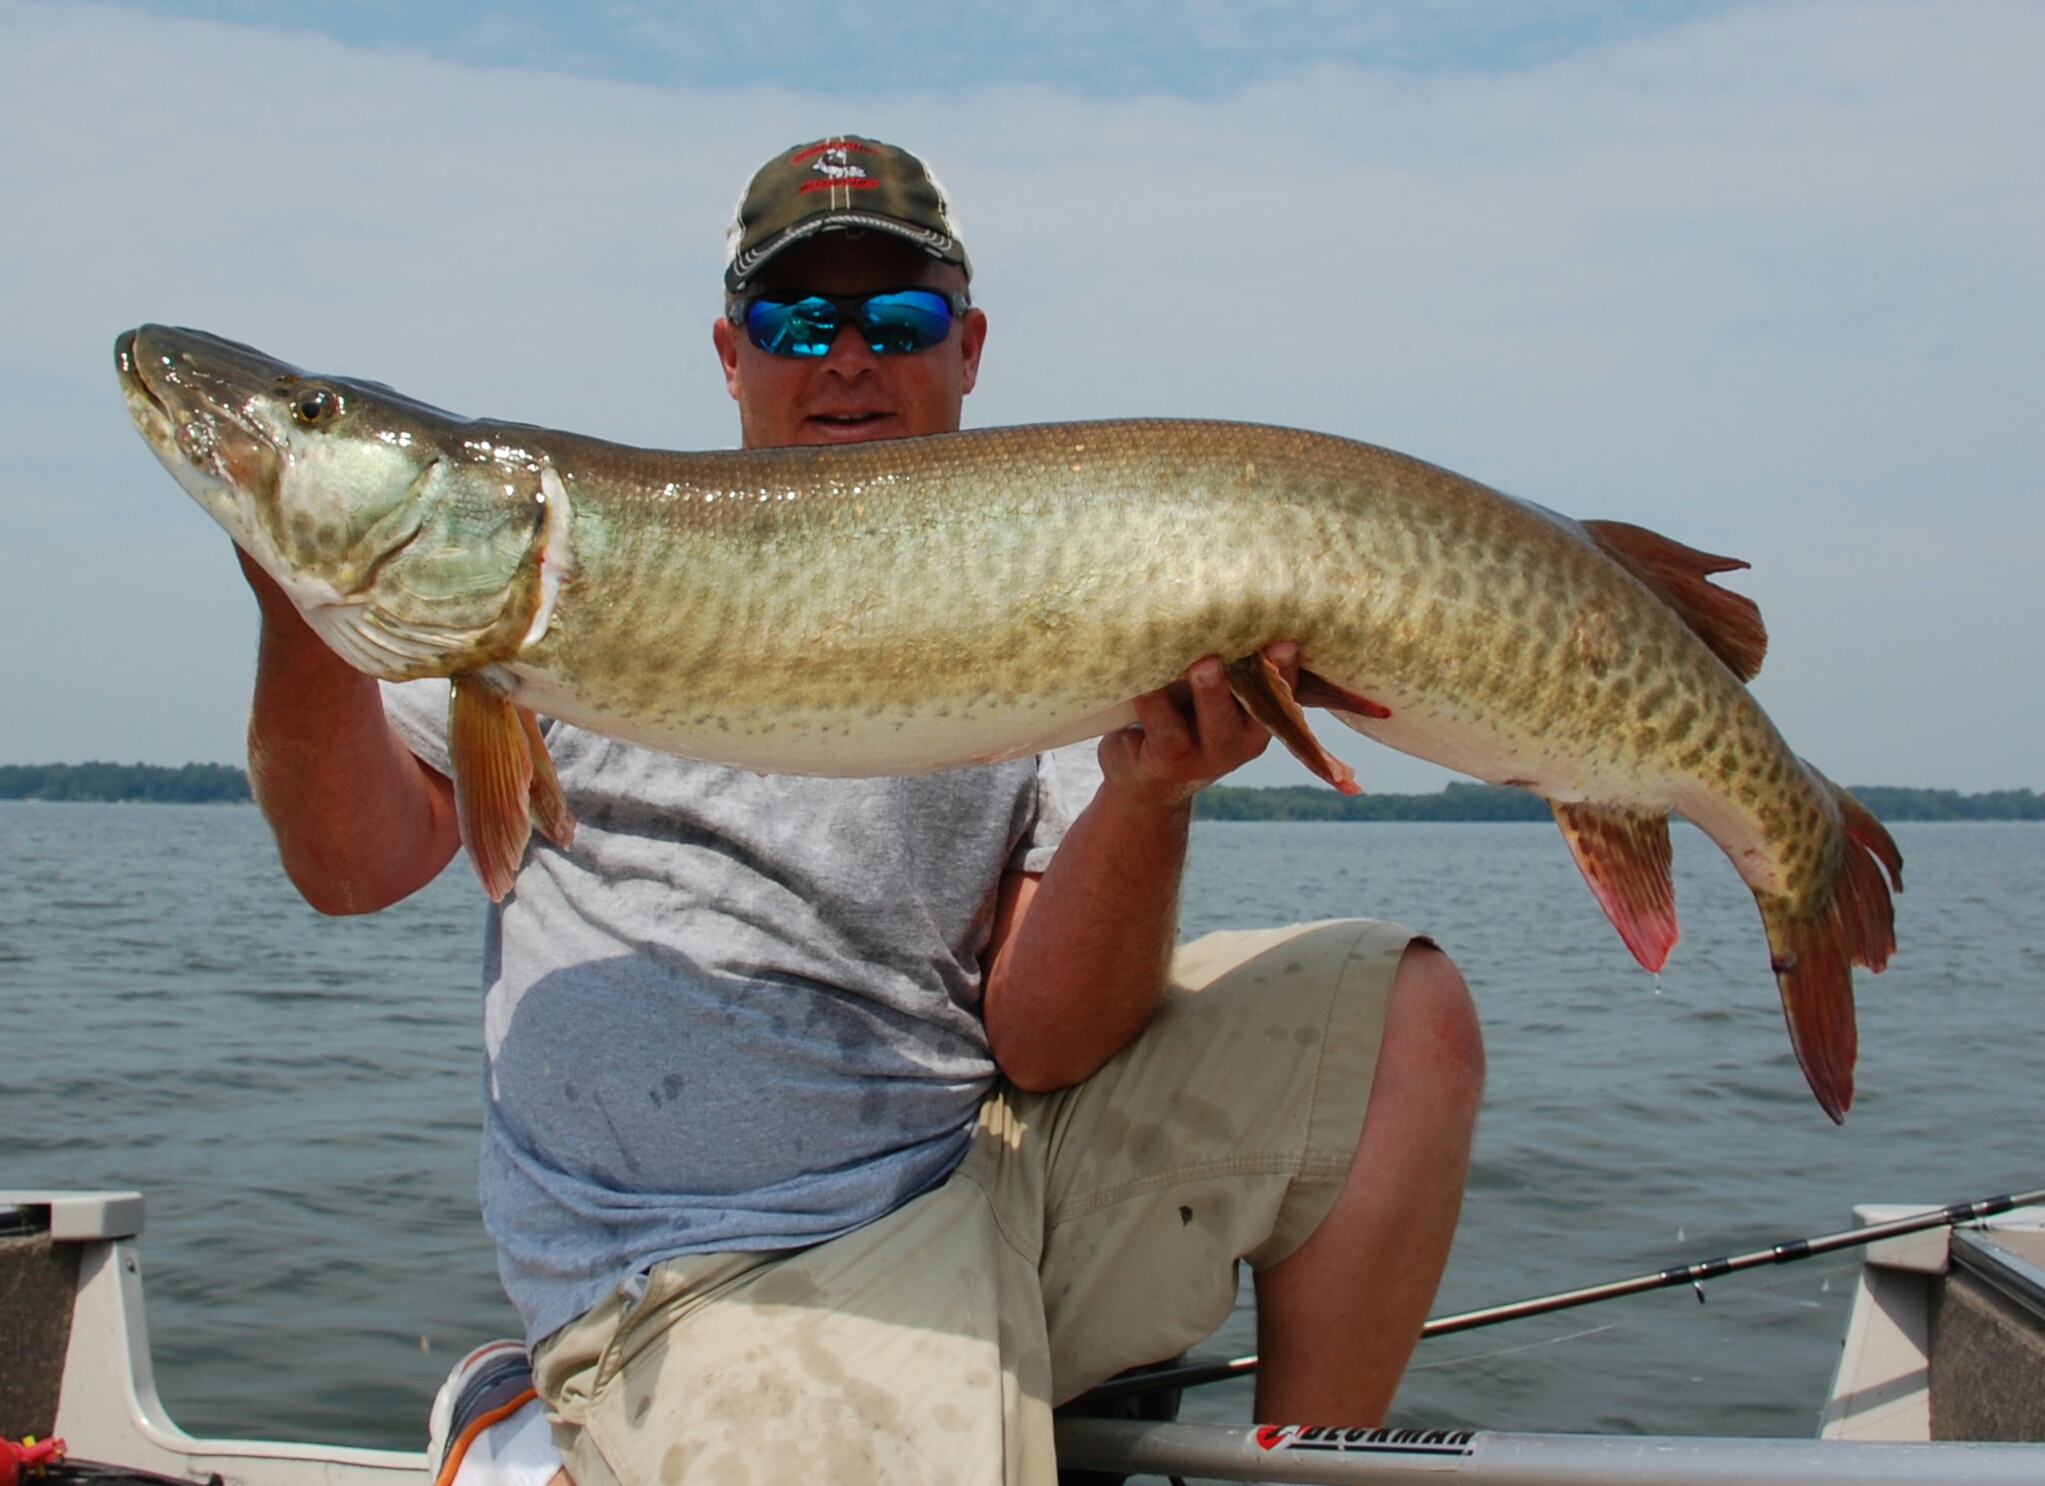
left=1073, top=1183, right=2045, bottom=1406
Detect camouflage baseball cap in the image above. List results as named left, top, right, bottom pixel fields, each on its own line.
left=724, top=135, right=970, bottom=293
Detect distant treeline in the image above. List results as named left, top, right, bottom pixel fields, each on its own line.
left=1196, top=782, right=1552, bottom=822
left=0, top=762, right=251, bottom=804
left=4, top=764, right=2042, bottom=820
left=1846, top=787, right=2045, bottom=821
left=1195, top=782, right=2045, bottom=822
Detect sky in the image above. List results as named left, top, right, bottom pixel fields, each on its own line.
left=3, top=0, right=2040, bottom=793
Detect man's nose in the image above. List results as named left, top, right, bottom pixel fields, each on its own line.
left=819, top=322, right=880, bottom=372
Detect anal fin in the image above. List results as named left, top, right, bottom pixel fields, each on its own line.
left=1552, top=801, right=1679, bottom=972
left=449, top=674, right=536, bottom=902
left=1224, top=652, right=1361, bottom=795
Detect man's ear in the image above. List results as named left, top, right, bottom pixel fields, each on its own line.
left=958, top=307, right=988, bottom=397
left=712, top=316, right=743, bottom=401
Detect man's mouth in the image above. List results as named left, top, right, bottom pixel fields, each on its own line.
left=802, top=410, right=899, bottom=442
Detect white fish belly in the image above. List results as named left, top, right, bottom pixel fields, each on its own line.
left=506, top=668, right=1139, bottom=776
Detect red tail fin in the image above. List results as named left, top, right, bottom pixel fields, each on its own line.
left=1754, top=774, right=1903, bottom=1122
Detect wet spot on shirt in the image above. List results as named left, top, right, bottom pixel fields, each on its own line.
left=822, top=1426, right=883, bottom=1483
left=750, top=1266, right=825, bottom=1316
left=1284, top=960, right=1304, bottom=975
left=843, top=1376, right=904, bottom=1433
left=1179, top=1205, right=1194, bottom=1225
left=1294, top=1024, right=1322, bottom=1048
left=932, top=1401, right=970, bottom=1433
left=796, top=1331, right=847, bottom=1387
left=1173, top=1094, right=1236, bottom=1141
left=1128, top=1122, right=1179, bottom=1169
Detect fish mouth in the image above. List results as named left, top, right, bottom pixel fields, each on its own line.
left=116, top=325, right=307, bottom=602
left=115, top=328, right=176, bottom=446
left=116, top=324, right=295, bottom=501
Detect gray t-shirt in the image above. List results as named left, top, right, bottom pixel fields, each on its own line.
left=382, top=680, right=1104, bottom=1343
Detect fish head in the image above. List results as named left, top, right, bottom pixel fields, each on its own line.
left=118, top=326, right=562, bottom=679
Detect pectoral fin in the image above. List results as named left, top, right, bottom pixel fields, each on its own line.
left=448, top=675, right=535, bottom=902
left=1225, top=652, right=1361, bottom=795
left=517, top=704, right=576, bottom=849
left=1552, top=801, right=1679, bottom=972
left=1295, top=669, right=1393, bottom=720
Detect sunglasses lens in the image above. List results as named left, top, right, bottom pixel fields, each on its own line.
left=745, top=296, right=838, bottom=357
left=858, top=291, right=954, bottom=354
left=743, top=290, right=958, bottom=357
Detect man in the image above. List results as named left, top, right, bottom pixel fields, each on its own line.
left=243, top=136, right=1485, bottom=1485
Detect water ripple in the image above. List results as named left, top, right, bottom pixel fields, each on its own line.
left=3, top=804, right=2041, bottom=1447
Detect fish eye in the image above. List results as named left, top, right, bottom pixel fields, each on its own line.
left=291, top=386, right=342, bottom=427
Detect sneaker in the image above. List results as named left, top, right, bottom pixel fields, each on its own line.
left=426, top=1340, right=538, bottom=1486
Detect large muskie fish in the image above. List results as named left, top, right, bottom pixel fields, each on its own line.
left=117, top=325, right=1901, bottom=1120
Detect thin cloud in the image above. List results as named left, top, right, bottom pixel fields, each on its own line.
left=3, top=0, right=2038, bottom=792
left=111, top=1, right=1760, bottom=95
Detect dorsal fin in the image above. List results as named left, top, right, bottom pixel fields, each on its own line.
left=1582, top=519, right=1768, bottom=682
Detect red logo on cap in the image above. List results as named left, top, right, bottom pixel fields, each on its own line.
left=791, top=140, right=878, bottom=163
left=796, top=143, right=877, bottom=195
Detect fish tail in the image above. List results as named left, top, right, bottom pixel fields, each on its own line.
left=1754, top=771, right=1903, bottom=1123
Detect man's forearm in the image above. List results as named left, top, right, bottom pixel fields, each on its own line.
left=982, top=648, right=1297, bottom=1090
left=240, top=549, right=460, bottom=915
left=983, top=787, right=1192, bottom=1091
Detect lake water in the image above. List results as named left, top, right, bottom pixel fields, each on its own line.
left=3, top=803, right=2042, bottom=1451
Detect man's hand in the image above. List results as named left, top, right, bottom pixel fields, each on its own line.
left=1097, top=643, right=1298, bottom=811
left=236, top=544, right=460, bottom=915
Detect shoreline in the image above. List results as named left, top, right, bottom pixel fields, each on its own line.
left=6, top=763, right=2042, bottom=821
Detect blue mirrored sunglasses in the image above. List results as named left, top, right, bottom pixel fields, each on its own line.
left=738, top=288, right=968, bottom=358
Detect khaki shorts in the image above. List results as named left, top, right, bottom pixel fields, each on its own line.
left=533, top=918, right=1411, bottom=1486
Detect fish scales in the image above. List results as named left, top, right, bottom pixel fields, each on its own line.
left=115, top=325, right=1901, bottom=1119
left=537, top=424, right=1628, bottom=784
left=524, top=424, right=1361, bottom=770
